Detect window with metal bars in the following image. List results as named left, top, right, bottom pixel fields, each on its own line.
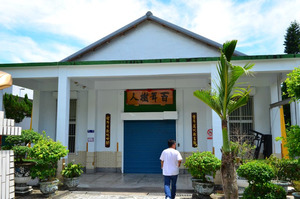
left=68, top=100, right=76, bottom=153
left=229, top=97, right=254, bottom=140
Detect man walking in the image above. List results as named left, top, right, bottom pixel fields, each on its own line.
left=160, top=139, right=182, bottom=199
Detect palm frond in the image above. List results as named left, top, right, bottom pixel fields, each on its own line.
left=222, top=40, right=237, bottom=62
left=227, top=90, right=251, bottom=115
left=193, top=90, right=222, bottom=117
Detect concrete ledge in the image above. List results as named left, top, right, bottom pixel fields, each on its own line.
left=96, top=167, right=122, bottom=173
left=86, top=168, right=97, bottom=174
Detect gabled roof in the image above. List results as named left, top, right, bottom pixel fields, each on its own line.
left=61, top=11, right=245, bottom=62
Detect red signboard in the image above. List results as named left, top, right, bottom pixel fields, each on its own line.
left=207, top=129, right=213, bottom=139
left=191, top=112, right=198, bottom=147
left=126, top=89, right=173, bottom=106
left=105, top=114, right=111, bottom=148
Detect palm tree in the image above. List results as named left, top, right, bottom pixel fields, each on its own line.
left=194, top=40, right=253, bottom=199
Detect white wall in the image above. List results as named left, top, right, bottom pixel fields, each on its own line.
left=94, top=77, right=210, bottom=154
left=78, top=21, right=220, bottom=61
left=32, top=76, right=280, bottom=156
left=76, top=91, right=88, bottom=151
left=96, top=90, right=120, bottom=152
left=16, top=117, right=31, bottom=130
left=253, top=87, right=271, bottom=134
left=182, top=88, right=209, bottom=152
left=38, top=91, right=57, bottom=140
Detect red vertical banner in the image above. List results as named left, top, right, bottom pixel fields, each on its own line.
left=105, top=114, right=111, bottom=148
left=191, top=112, right=198, bottom=148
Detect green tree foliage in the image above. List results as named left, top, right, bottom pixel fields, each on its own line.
left=243, top=183, right=286, bottom=199
left=194, top=40, right=253, bottom=153
left=184, top=151, right=221, bottom=182
left=237, top=161, right=286, bottom=198
left=3, top=93, right=32, bottom=123
left=29, top=132, right=68, bottom=181
left=2, top=129, right=42, bottom=162
left=237, top=161, right=275, bottom=184
left=284, top=20, right=300, bottom=54
left=193, top=40, right=254, bottom=198
left=285, top=125, right=300, bottom=159
left=285, top=67, right=300, bottom=101
left=61, top=162, right=84, bottom=178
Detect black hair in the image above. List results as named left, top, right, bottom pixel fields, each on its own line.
left=168, top=139, right=176, bottom=147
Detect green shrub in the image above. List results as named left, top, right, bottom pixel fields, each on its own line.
left=265, top=155, right=300, bottom=181
left=243, top=183, right=286, bottom=199
left=184, top=151, right=221, bottom=182
left=29, top=132, right=68, bottom=181
left=237, top=161, right=275, bottom=184
left=2, top=130, right=42, bottom=162
left=62, top=162, right=84, bottom=178
left=285, top=125, right=300, bottom=158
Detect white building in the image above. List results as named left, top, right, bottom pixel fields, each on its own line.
left=0, top=12, right=299, bottom=173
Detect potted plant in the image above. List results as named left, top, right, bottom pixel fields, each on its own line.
left=237, top=161, right=286, bottom=198
left=184, top=151, right=221, bottom=196
left=29, top=132, right=68, bottom=197
left=265, top=155, right=300, bottom=194
left=61, top=162, right=84, bottom=190
left=2, top=129, right=42, bottom=194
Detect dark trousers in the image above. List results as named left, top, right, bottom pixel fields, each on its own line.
left=164, top=175, right=178, bottom=199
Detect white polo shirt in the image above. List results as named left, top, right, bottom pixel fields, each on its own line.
left=160, top=148, right=183, bottom=176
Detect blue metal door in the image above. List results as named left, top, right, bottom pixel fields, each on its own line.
left=124, top=120, right=176, bottom=173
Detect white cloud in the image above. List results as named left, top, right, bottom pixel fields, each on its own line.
left=0, top=0, right=300, bottom=62
left=0, top=33, right=78, bottom=63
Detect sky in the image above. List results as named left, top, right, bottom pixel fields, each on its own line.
left=0, top=0, right=299, bottom=63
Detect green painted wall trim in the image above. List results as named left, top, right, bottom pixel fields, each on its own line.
left=124, top=90, right=176, bottom=112
left=0, top=54, right=300, bottom=68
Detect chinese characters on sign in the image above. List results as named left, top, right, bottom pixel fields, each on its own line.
left=126, top=89, right=173, bottom=106
left=105, top=114, right=111, bottom=148
left=191, top=112, right=198, bottom=148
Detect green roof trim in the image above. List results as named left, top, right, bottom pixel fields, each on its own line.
left=0, top=54, right=300, bottom=68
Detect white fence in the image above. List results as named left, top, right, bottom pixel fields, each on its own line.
left=0, top=150, right=14, bottom=199
left=0, top=111, right=22, bottom=199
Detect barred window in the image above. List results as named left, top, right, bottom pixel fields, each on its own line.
left=229, top=97, right=254, bottom=140
left=68, top=100, right=76, bottom=153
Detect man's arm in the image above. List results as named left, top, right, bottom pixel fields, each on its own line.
left=161, top=161, right=164, bottom=169
left=178, top=160, right=182, bottom=167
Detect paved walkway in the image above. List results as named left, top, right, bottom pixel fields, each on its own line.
left=77, top=173, right=193, bottom=193
left=60, top=192, right=193, bottom=199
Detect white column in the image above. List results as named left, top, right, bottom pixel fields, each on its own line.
left=87, top=90, right=96, bottom=152
left=270, top=78, right=281, bottom=156
left=290, top=101, right=300, bottom=125
left=290, top=102, right=296, bottom=125
left=56, top=70, right=70, bottom=151
left=32, top=90, right=40, bottom=132
left=86, top=90, right=96, bottom=173
left=211, top=65, right=222, bottom=159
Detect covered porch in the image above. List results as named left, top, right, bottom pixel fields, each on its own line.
left=0, top=55, right=299, bottom=173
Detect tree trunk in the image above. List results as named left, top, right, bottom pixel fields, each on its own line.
left=221, top=152, right=238, bottom=199
left=221, top=120, right=238, bottom=199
